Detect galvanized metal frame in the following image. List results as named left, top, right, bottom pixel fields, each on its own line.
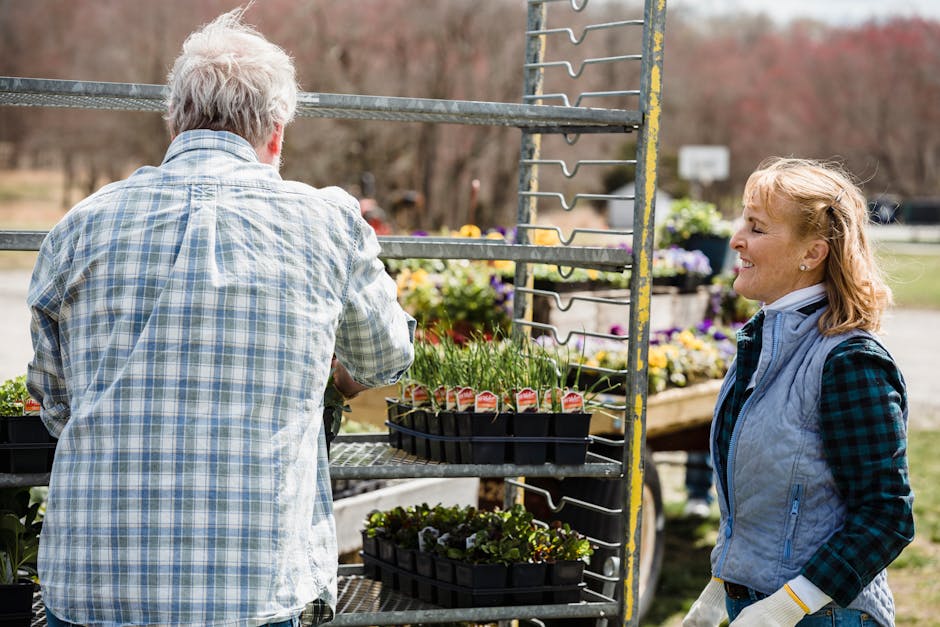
left=1, top=2, right=667, bottom=626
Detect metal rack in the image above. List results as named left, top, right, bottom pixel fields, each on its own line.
left=2, top=1, right=666, bottom=625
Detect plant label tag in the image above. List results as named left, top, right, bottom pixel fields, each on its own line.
left=515, top=388, right=539, bottom=413
left=23, top=397, right=41, bottom=415
left=434, top=385, right=448, bottom=408
left=474, top=390, right=499, bottom=413
left=446, top=386, right=459, bottom=410
left=562, top=390, right=585, bottom=413
left=412, top=385, right=430, bottom=407
left=540, top=387, right=564, bottom=412
left=456, top=387, right=476, bottom=412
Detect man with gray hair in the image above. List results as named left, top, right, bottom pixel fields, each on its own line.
left=28, top=8, right=415, bottom=626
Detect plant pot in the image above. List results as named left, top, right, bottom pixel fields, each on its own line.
left=0, top=580, right=35, bottom=627
left=438, top=411, right=461, bottom=463
left=401, top=407, right=417, bottom=455
left=683, top=233, right=730, bottom=279
left=1, top=442, right=57, bottom=473
left=511, top=413, right=549, bottom=464
left=552, top=440, right=590, bottom=465
left=417, top=578, right=436, bottom=603
left=548, top=559, right=585, bottom=586
left=548, top=560, right=586, bottom=604
left=425, top=412, right=444, bottom=462
left=361, top=531, right=378, bottom=558
left=510, top=562, right=547, bottom=604
left=433, top=555, right=456, bottom=583
left=415, top=552, right=435, bottom=578
left=412, top=409, right=431, bottom=459
left=377, top=537, right=397, bottom=564
left=551, top=412, right=591, bottom=439
left=2, top=416, right=52, bottom=444
left=454, top=562, right=508, bottom=589
left=385, top=398, right=403, bottom=449
left=395, top=546, right=416, bottom=572
left=457, top=412, right=509, bottom=464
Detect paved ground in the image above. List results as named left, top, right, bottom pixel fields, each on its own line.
left=2, top=267, right=937, bottom=430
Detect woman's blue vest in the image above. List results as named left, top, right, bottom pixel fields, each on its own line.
left=710, top=303, right=894, bottom=626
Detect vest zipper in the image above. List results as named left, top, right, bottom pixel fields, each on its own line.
left=716, top=313, right=783, bottom=577
left=784, top=483, right=803, bottom=560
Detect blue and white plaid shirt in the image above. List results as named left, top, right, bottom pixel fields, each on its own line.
left=27, top=130, right=415, bottom=626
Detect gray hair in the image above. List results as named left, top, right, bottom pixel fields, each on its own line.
left=165, top=6, right=298, bottom=147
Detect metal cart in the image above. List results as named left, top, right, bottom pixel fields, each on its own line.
left=0, top=1, right=668, bottom=625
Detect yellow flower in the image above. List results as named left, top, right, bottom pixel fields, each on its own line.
left=587, top=269, right=599, bottom=280
left=458, top=224, right=482, bottom=238
left=411, top=268, right=430, bottom=286
left=486, top=231, right=505, bottom=240
left=648, top=346, right=667, bottom=369
left=491, top=259, right=514, bottom=271
left=533, top=230, right=561, bottom=246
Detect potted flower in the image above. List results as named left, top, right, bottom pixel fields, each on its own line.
left=0, top=487, right=41, bottom=627
left=657, top=198, right=733, bottom=279
left=1, top=375, right=55, bottom=474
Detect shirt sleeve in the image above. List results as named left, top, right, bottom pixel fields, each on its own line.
left=333, top=215, right=415, bottom=387
left=802, top=337, right=915, bottom=606
left=26, top=231, right=71, bottom=437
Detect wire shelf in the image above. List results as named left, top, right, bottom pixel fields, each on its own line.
left=0, top=77, right=641, bottom=131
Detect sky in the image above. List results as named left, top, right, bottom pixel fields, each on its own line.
left=668, top=0, right=940, bottom=25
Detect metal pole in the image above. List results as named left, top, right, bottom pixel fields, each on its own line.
left=511, top=1, right=547, bottom=340
left=621, top=1, right=667, bottom=626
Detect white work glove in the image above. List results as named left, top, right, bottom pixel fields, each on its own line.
left=729, top=576, right=832, bottom=627
left=729, top=584, right=807, bottom=626
left=682, top=577, right=728, bottom=627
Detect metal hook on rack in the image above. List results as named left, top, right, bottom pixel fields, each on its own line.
left=518, top=190, right=632, bottom=212
left=527, top=20, right=644, bottom=46
left=516, top=287, right=630, bottom=313
left=521, top=159, right=637, bottom=179
left=514, top=320, right=631, bottom=346
left=515, top=224, right=633, bottom=247
left=505, top=479, right=621, bottom=516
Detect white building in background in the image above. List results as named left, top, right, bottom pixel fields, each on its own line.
left=606, top=182, right=673, bottom=231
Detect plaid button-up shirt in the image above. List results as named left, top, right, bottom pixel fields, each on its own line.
left=27, top=130, right=415, bottom=626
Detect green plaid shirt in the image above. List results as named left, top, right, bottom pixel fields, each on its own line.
left=716, top=303, right=914, bottom=606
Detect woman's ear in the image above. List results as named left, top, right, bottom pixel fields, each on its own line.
left=802, top=238, right=829, bottom=271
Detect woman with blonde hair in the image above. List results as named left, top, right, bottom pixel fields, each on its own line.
left=683, top=157, right=914, bottom=627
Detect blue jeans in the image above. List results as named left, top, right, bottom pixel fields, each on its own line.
left=685, top=450, right=714, bottom=503
left=45, top=607, right=301, bottom=627
left=726, top=596, right=879, bottom=626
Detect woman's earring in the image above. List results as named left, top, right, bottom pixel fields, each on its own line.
left=799, top=264, right=808, bottom=271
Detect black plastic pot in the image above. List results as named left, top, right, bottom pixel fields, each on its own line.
left=438, top=411, right=461, bottom=463
left=548, top=559, right=585, bottom=586
left=385, top=399, right=403, bottom=449
left=425, top=412, right=444, bottom=462
left=0, top=580, right=35, bottom=627
left=454, top=562, right=508, bottom=589
left=377, top=537, right=397, bottom=563
left=550, top=412, right=592, bottom=439
left=412, top=409, right=431, bottom=459
left=456, top=412, right=509, bottom=464
left=510, top=562, right=547, bottom=604
left=511, top=413, right=550, bottom=464
left=415, top=551, right=435, bottom=578
left=552, top=440, right=590, bottom=465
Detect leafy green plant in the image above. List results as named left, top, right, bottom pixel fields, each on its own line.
left=0, top=375, right=29, bottom=416
left=0, top=487, right=42, bottom=584
left=657, top=198, right=732, bottom=248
